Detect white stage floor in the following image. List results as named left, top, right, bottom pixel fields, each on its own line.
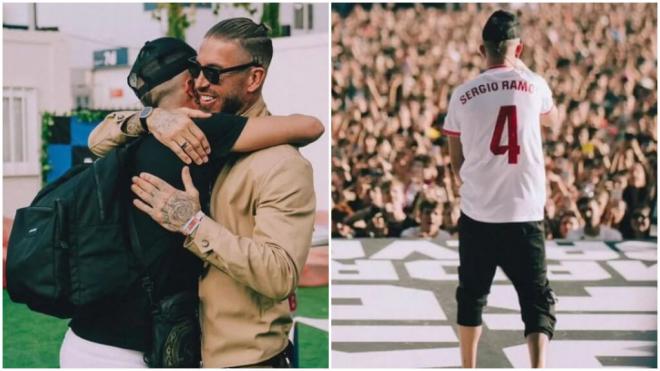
left=331, top=239, right=657, bottom=368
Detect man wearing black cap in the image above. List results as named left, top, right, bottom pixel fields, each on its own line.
left=60, top=37, right=322, bottom=367
left=443, top=10, right=559, bottom=368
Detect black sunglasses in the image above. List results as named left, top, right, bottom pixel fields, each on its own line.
left=187, top=57, right=260, bottom=84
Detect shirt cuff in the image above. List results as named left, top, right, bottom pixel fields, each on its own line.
left=442, top=128, right=460, bottom=137
left=184, top=216, right=217, bottom=256
left=541, top=105, right=554, bottom=115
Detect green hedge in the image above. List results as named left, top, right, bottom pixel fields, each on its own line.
left=3, top=286, right=328, bottom=368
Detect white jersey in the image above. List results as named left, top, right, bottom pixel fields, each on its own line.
left=443, top=65, right=553, bottom=223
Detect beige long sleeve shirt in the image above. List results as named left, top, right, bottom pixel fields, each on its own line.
left=183, top=99, right=315, bottom=367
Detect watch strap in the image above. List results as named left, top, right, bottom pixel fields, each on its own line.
left=139, top=106, right=153, bottom=133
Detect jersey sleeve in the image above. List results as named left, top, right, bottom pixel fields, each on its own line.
left=539, top=78, right=554, bottom=115
left=193, top=113, right=248, bottom=161
left=442, top=90, right=461, bottom=137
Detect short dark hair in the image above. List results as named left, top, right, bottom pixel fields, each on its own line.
left=413, top=154, right=432, bottom=167
left=482, top=10, right=520, bottom=58
left=559, top=210, right=578, bottom=220
left=420, top=199, right=440, bottom=214
left=577, top=196, right=595, bottom=209
left=482, top=10, right=520, bottom=43
left=205, top=17, right=273, bottom=69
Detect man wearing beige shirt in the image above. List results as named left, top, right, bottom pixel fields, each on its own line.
left=99, top=18, right=316, bottom=368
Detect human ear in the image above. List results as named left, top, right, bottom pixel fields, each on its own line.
left=515, top=43, right=524, bottom=58
left=184, top=76, right=194, bottom=98
left=246, top=67, right=266, bottom=93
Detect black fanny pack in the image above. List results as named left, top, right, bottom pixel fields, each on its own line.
left=143, top=289, right=201, bottom=368
left=124, top=201, right=201, bottom=368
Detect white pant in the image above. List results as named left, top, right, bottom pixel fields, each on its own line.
left=59, top=328, right=147, bottom=368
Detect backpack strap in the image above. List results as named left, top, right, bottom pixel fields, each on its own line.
left=115, top=137, right=158, bottom=310
left=115, top=140, right=164, bottom=365
left=125, top=202, right=157, bottom=310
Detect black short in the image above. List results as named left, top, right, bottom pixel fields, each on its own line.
left=455, top=212, right=556, bottom=339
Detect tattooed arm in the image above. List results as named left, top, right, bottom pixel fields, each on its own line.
left=144, top=108, right=212, bottom=166
left=88, top=107, right=212, bottom=164
left=122, top=113, right=145, bottom=136
left=90, top=108, right=323, bottom=166
left=88, top=111, right=143, bottom=157
left=141, top=110, right=325, bottom=161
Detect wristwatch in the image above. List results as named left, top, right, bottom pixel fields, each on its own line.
left=139, top=106, right=153, bottom=133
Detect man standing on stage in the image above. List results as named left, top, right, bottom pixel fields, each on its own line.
left=444, top=10, right=558, bottom=368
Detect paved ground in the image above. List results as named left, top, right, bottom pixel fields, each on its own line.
left=332, top=239, right=657, bottom=368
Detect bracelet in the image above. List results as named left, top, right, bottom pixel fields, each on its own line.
left=181, top=211, right=205, bottom=236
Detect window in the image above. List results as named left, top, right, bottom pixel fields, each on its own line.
left=76, top=95, right=90, bottom=109
left=293, top=4, right=314, bottom=31
left=307, top=4, right=314, bottom=29
left=294, top=4, right=305, bottom=29
left=3, top=87, right=39, bottom=176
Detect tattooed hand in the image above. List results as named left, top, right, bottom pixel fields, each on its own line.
left=131, top=167, right=201, bottom=233
left=147, top=107, right=213, bottom=165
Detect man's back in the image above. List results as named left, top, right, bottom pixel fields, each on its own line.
left=191, top=144, right=315, bottom=367
left=444, top=66, right=553, bottom=222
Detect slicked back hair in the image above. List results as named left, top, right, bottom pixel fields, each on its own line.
left=205, top=17, right=273, bottom=69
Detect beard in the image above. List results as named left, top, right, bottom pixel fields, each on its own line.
left=218, top=94, right=243, bottom=115
left=195, top=89, right=245, bottom=115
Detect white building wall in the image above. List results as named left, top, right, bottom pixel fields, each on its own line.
left=92, top=67, right=140, bottom=110
left=3, top=29, right=72, bottom=217
left=264, top=33, right=330, bottom=212
left=13, top=3, right=328, bottom=69
left=3, top=4, right=329, bottom=216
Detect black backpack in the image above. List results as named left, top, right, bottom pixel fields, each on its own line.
left=6, top=143, right=140, bottom=318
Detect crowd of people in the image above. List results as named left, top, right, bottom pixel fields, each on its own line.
left=331, top=3, right=657, bottom=241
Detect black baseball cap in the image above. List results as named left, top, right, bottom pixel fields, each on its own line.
left=482, top=10, right=520, bottom=43
left=127, top=37, right=197, bottom=100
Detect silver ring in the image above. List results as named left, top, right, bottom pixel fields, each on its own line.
left=180, top=141, right=188, bottom=149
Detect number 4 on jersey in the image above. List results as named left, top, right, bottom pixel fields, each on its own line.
left=490, top=105, right=520, bottom=164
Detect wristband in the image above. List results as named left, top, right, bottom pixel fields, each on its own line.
left=181, top=211, right=205, bottom=236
